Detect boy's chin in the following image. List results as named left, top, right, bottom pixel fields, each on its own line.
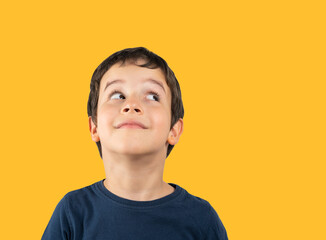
left=106, top=145, right=165, bottom=157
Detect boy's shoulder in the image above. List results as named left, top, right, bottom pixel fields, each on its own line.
left=60, top=179, right=100, bottom=206
left=52, top=180, right=227, bottom=239
left=64, top=179, right=212, bottom=208
left=63, top=179, right=220, bottom=223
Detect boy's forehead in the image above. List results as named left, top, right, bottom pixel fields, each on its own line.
left=99, top=61, right=168, bottom=92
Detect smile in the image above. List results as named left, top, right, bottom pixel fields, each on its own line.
left=119, top=123, right=145, bottom=129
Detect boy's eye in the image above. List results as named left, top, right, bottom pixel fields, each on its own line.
left=109, top=90, right=160, bottom=102
left=110, top=91, right=125, bottom=100
left=146, top=91, right=160, bottom=102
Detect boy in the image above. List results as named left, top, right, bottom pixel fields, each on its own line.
left=42, top=47, right=228, bottom=240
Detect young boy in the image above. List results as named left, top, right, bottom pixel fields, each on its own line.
left=42, top=47, right=228, bottom=240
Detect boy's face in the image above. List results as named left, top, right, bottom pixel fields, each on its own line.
left=89, top=59, right=182, bottom=158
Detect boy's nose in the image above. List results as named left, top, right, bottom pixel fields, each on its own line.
left=121, top=103, right=142, bottom=114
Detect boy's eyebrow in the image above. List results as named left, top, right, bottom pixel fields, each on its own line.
left=104, top=78, right=166, bottom=94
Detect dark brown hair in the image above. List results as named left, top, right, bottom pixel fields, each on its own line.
left=87, top=47, right=184, bottom=158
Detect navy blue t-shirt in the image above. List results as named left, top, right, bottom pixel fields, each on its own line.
left=42, top=179, right=228, bottom=240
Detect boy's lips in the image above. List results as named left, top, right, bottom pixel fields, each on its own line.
left=116, top=120, right=147, bottom=129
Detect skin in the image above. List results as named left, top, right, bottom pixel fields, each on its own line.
left=88, top=59, right=183, bottom=201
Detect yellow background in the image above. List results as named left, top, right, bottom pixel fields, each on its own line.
left=1, top=0, right=325, bottom=239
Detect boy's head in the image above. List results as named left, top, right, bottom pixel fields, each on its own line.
left=87, top=47, right=184, bottom=159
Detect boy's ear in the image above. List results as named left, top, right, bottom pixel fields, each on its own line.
left=167, top=118, right=184, bottom=145
left=88, top=116, right=100, bottom=142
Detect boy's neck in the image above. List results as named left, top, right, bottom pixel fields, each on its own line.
left=102, top=152, right=175, bottom=201
left=103, top=178, right=174, bottom=202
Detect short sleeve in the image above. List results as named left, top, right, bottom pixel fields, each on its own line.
left=41, top=194, right=72, bottom=240
left=203, top=204, right=228, bottom=240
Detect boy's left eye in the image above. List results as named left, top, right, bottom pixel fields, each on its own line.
left=146, top=91, right=160, bottom=102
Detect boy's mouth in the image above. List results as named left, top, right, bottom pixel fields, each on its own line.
left=116, top=120, right=147, bottom=129
left=119, top=124, right=145, bottom=129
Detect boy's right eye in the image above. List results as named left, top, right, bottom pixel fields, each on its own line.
left=110, top=90, right=125, bottom=100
